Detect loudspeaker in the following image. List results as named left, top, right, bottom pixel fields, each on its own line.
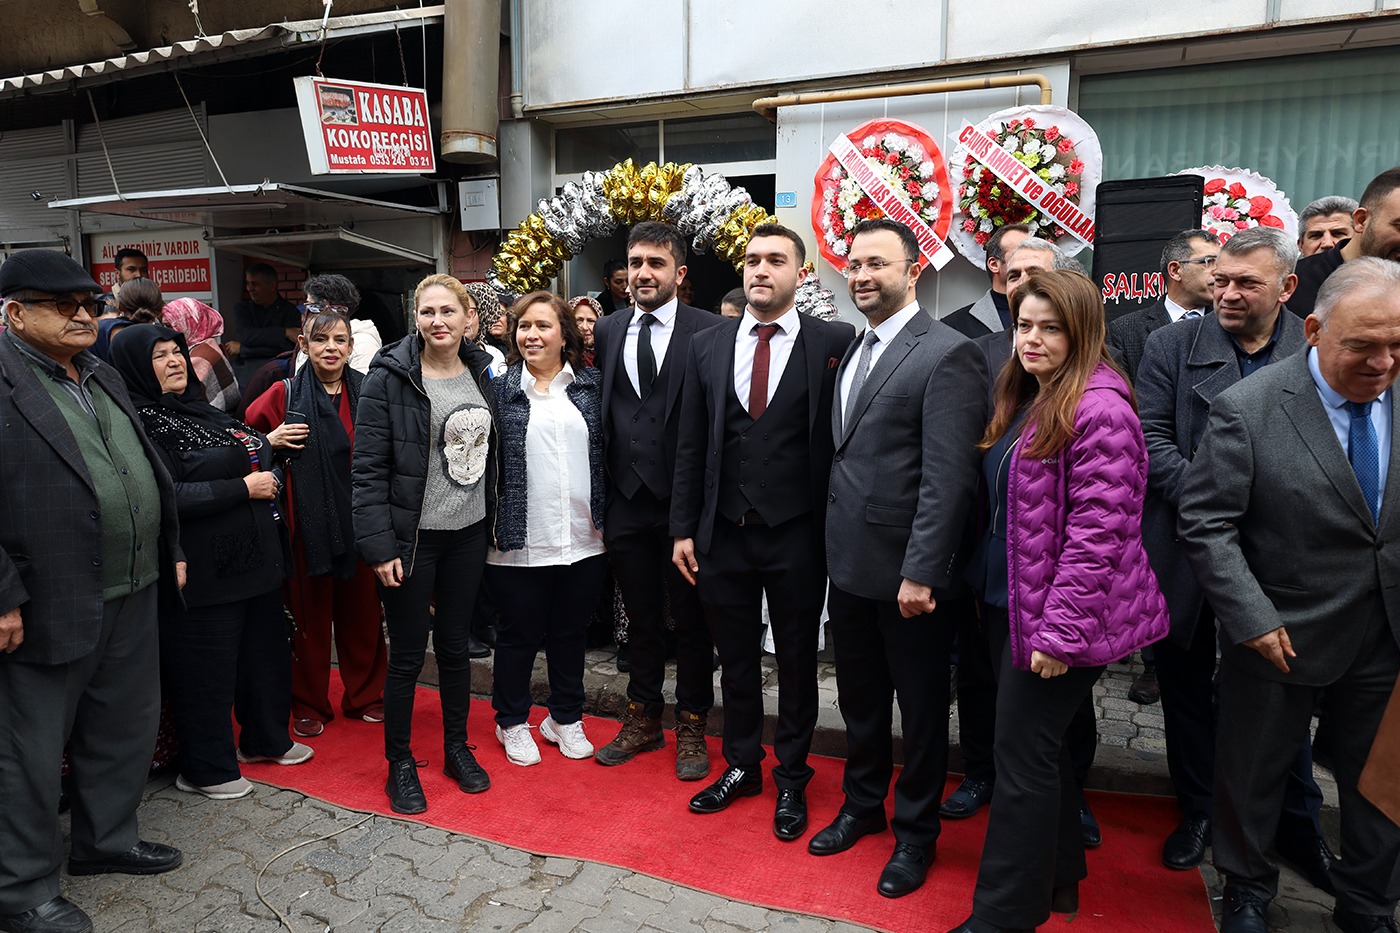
left=1092, top=176, right=1205, bottom=320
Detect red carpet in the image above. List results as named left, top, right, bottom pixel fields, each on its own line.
left=240, top=674, right=1215, bottom=932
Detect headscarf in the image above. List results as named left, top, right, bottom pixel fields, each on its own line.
left=569, top=295, right=604, bottom=318
left=162, top=298, right=225, bottom=347
left=109, top=323, right=247, bottom=450
left=465, top=281, right=507, bottom=343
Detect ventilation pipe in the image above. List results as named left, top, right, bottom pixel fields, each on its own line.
left=440, top=0, right=499, bottom=164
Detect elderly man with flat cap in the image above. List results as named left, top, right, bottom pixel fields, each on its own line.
left=0, top=250, right=185, bottom=933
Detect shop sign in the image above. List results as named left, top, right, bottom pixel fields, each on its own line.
left=294, top=76, right=436, bottom=175
left=89, top=228, right=211, bottom=300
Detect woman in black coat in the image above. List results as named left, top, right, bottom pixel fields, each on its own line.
left=352, top=274, right=498, bottom=815
left=110, top=324, right=308, bottom=801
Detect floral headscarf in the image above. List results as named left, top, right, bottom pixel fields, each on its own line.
left=569, top=295, right=603, bottom=318
left=161, top=298, right=225, bottom=346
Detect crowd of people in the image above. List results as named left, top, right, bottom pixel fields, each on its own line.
left=0, top=166, right=1398, bottom=933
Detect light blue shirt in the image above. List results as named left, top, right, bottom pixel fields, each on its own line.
left=1307, top=346, right=1391, bottom=507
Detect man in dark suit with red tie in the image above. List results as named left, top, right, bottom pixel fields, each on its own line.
left=670, top=223, right=854, bottom=841
left=592, top=222, right=725, bottom=780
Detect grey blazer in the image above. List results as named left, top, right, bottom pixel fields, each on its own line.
left=825, top=308, right=987, bottom=601
left=1107, top=299, right=1172, bottom=384
left=1178, top=351, right=1400, bottom=686
left=1136, top=311, right=1308, bottom=642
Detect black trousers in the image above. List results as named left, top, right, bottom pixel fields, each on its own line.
left=604, top=487, right=713, bottom=717
left=828, top=582, right=957, bottom=848
left=488, top=555, right=608, bottom=728
left=0, top=585, right=160, bottom=914
left=972, top=610, right=1103, bottom=929
left=1154, top=604, right=1323, bottom=840
left=380, top=522, right=487, bottom=762
left=1214, top=604, right=1400, bottom=915
left=697, top=514, right=823, bottom=790
left=163, top=586, right=293, bottom=786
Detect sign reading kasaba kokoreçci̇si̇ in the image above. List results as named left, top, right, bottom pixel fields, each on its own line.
left=293, top=76, right=435, bottom=175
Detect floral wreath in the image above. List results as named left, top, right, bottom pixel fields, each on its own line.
left=1171, top=166, right=1298, bottom=244
left=948, top=104, right=1103, bottom=266
left=810, top=118, right=952, bottom=273
left=486, top=159, right=841, bottom=321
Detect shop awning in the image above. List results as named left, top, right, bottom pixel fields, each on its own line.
left=0, top=6, right=444, bottom=99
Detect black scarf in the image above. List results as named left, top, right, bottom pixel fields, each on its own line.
left=285, top=359, right=362, bottom=578
left=109, top=324, right=250, bottom=450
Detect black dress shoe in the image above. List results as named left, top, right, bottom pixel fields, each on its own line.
left=386, top=758, right=427, bottom=814
left=466, top=634, right=491, bottom=660
left=940, top=778, right=993, bottom=819
left=1275, top=834, right=1338, bottom=895
left=1079, top=797, right=1101, bottom=849
left=688, top=766, right=761, bottom=814
left=1128, top=662, right=1161, bottom=705
left=773, top=789, right=807, bottom=841
left=475, top=622, right=497, bottom=649
left=808, top=810, right=888, bottom=855
left=444, top=744, right=491, bottom=794
left=1220, top=886, right=1269, bottom=933
left=67, top=840, right=181, bottom=876
left=1333, top=906, right=1400, bottom=933
left=1162, top=813, right=1210, bottom=869
left=0, top=895, right=93, bottom=933
left=877, top=842, right=931, bottom=898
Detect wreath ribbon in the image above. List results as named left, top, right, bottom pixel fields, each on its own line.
left=828, top=133, right=955, bottom=271
left=956, top=122, right=1096, bottom=247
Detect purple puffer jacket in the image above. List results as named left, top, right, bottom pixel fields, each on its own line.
left=1006, top=363, right=1168, bottom=670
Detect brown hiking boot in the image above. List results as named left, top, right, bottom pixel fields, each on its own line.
left=674, top=710, right=710, bottom=781
left=594, top=700, right=664, bottom=766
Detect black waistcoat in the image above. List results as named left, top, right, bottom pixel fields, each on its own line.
left=608, top=358, right=673, bottom=500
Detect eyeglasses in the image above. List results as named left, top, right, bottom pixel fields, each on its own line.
left=843, top=258, right=915, bottom=277
left=303, top=301, right=350, bottom=316
left=1178, top=256, right=1218, bottom=267
left=21, top=297, right=100, bottom=317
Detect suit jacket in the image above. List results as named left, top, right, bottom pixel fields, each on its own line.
left=593, top=301, right=723, bottom=497
left=826, top=309, right=988, bottom=601
left=973, top=327, right=1013, bottom=408
left=670, top=314, right=854, bottom=555
left=1107, top=299, right=1173, bottom=383
left=1178, top=350, right=1400, bottom=686
left=1136, top=310, right=1308, bottom=641
left=0, top=336, right=183, bottom=665
left=939, top=290, right=1001, bottom=339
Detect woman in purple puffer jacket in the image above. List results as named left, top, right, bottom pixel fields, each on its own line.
left=949, top=270, right=1169, bottom=933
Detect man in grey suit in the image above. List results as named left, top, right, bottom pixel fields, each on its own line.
left=1136, top=227, right=1331, bottom=884
left=0, top=250, right=185, bottom=933
left=808, top=219, right=987, bottom=899
left=938, top=224, right=1030, bottom=338
left=1107, top=229, right=1218, bottom=382
left=1179, top=257, right=1400, bottom=933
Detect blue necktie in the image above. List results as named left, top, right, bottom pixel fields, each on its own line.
left=1348, top=400, right=1381, bottom=523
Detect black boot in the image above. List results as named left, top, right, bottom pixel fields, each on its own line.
left=385, top=758, right=427, bottom=814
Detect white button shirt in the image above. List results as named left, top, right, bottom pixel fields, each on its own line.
left=734, top=305, right=802, bottom=414
left=623, top=297, right=679, bottom=397
left=487, top=365, right=605, bottom=568
left=839, top=300, right=923, bottom=415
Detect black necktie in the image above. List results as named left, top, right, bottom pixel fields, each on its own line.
left=637, top=312, right=657, bottom=398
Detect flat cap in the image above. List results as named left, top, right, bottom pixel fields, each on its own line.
left=0, top=249, right=102, bottom=298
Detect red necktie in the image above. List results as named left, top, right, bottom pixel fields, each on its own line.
left=749, top=324, right=779, bottom=419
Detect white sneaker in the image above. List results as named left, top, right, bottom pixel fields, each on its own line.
left=237, top=742, right=314, bottom=765
left=495, top=723, right=541, bottom=766
left=540, top=716, right=594, bottom=759
left=175, top=774, right=254, bottom=800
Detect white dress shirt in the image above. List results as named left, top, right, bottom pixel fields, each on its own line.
left=840, top=300, right=923, bottom=414
left=487, top=364, right=606, bottom=568
left=623, top=297, right=679, bottom=396
left=1164, top=295, right=1204, bottom=322
left=733, top=305, right=801, bottom=414
left=1307, top=346, right=1391, bottom=507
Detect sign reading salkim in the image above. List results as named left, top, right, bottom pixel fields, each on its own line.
left=957, top=122, right=1096, bottom=246
left=293, top=76, right=436, bottom=175
left=828, top=134, right=955, bottom=271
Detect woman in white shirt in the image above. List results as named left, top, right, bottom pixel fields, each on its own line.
left=488, top=292, right=608, bottom=766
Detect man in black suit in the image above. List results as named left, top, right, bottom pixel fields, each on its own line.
left=1108, top=229, right=1218, bottom=382
left=592, top=222, right=724, bottom=780
left=938, top=223, right=1031, bottom=338
left=0, top=251, right=185, bottom=933
left=1289, top=167, right=1400, bottom=318
left=1137, top=227, right=1332, bottom=887
left=670, top=223, right=854, bottom=842
left=1179, top=257, right=1400, bottom=933
left=810, top=219, right=986, bottom=899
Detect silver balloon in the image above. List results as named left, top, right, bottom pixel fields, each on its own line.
left=795, top=276, right=839, bottom=321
